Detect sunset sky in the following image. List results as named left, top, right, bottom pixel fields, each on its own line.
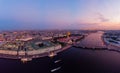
left=0, top=0, right=120, bottom=30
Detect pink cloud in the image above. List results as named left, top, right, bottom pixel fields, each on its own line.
left=96, top=13, right=109, bottom=22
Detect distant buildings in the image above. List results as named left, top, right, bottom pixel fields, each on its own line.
left=103, top=31, right=120, bottom=47
left=0, top=30, right=86, bottom=60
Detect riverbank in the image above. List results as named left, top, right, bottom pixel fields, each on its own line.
left=0, top=44, right=71, bottom=61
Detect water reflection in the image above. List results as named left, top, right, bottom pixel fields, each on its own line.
left=77, top=31, right=106, bottom=48
left=58, top=47, right=120, bottom=73
left=0, top=31, right=120, bottom=73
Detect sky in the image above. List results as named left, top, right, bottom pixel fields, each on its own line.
left=0, top=0, right=120, bottom=30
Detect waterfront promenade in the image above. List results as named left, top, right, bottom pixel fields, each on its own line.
left=0, top=44, right=71, bottom=60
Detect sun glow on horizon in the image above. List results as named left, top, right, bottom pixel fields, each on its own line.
left=0, top=0, right=120, bottom=30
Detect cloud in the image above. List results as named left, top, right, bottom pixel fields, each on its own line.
left=96, top=13, right=109, bottom=22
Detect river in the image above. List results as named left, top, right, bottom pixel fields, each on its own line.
left=0, top=31, right=120, bottom=73
left=76, top=31, right=106, bottom=48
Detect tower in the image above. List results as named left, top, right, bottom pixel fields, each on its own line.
left=67, top=32, right=71, bottom=38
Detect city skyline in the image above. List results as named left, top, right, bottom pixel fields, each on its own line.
left=0, top=0, right=120, bottom=30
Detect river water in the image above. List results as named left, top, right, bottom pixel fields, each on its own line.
left=77, top=31, right=106, bottom=48
left=0, top=31, right=120, bottom=73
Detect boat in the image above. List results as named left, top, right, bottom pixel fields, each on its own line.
left=48, top=51, right=57, bottom=57
left=21, top=58, right=32, bottom=63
